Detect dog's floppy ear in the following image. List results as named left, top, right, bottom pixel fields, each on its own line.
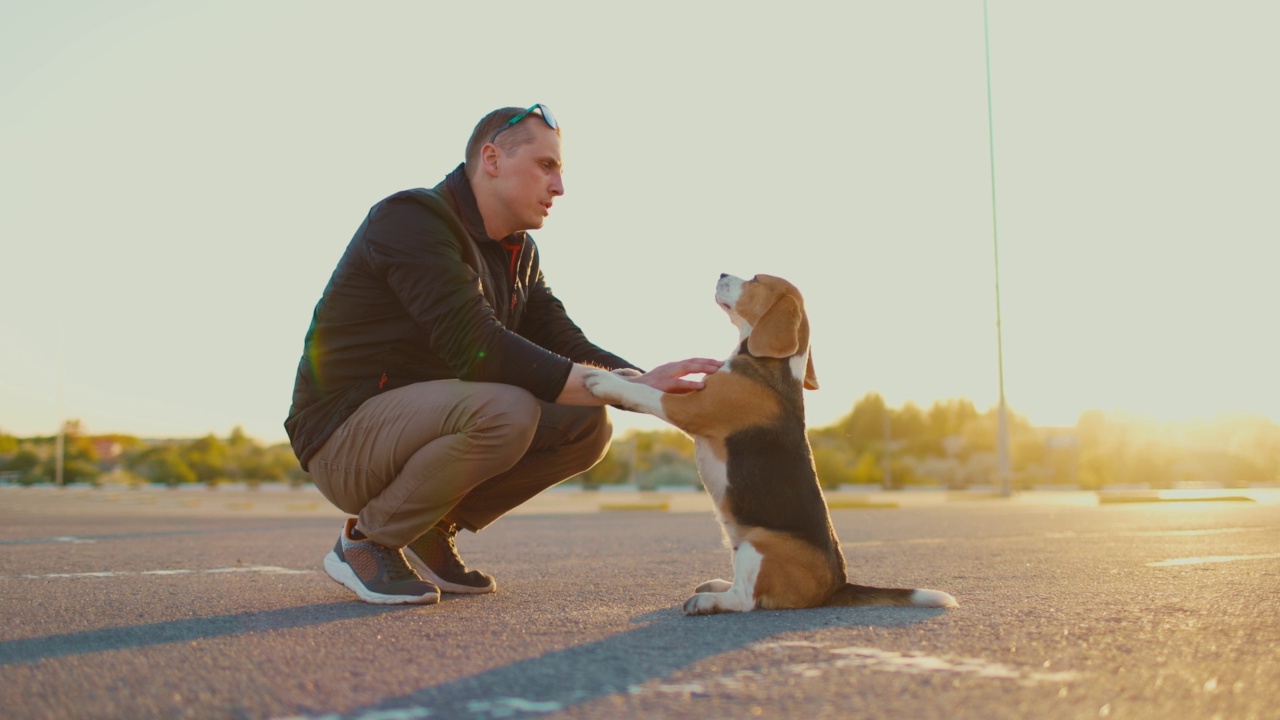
left=747, top=295, right=804, bottom=359
left=804, top=347, right=819, bottom=390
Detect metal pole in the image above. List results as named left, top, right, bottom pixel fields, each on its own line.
left=55, top=425, right=64, bottom=487
left=882, top=410, right=893, bottom=490
left=56, top=321, right=65, bottom=487
left=984, top=0, right=1012, bottom=496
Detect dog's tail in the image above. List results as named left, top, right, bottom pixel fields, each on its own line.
left=825, top=583, right=959, bottom=609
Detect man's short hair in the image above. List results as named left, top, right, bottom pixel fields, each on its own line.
left=464, top=106, right=560, bottom=175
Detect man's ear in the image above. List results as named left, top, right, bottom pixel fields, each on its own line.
left=746, top=295, right=802, bottom=359
left=479, top=143, right=502, bottom=177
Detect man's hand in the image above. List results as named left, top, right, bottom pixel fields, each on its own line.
left=558, top=358, right=723, bottom=405
left=630, top=358, right=724, bottom=394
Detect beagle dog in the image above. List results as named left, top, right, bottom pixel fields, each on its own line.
left=584, top=274, right=958, bottom=615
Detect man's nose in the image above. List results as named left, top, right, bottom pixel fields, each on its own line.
left=550, top=172, right=565, bottom=196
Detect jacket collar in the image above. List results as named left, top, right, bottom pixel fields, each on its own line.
left=440, top=163, right=524, bottom=246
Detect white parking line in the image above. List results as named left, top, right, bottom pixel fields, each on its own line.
left=0, top=535, right=100, bottom=545
left=840, top=526, right=1272, bottom=551
left=276, top=708, right=434, bottom=720
left=630, top=642, right=1079, bottom=698
left=1147, top=553, right=1280, bottom=567
left=4, top=565, right=312, bottom=580
left=823, top=646, right=1079, bottom=684
left=1050, top=527, right=1270, bottom=539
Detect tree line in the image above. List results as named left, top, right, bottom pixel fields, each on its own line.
left=0, top=422, right=304, bottom=487
left=577, top=393, right=1280, bottom=491
left=3, top=396, right=1278, bottom=490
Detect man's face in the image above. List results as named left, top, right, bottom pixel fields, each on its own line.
left=492, top=123, right=564, bottom=234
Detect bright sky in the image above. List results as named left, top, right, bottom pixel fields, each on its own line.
left=3, top=1, right=1278, bottom=445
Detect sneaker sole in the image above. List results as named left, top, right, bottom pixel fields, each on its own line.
left=405, top=551, right=497, bottom=594
left=323, top=551, right=440, bottom=605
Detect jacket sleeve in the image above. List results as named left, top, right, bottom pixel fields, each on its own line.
left=520, top=263, right=642, bottom=372
left=363, top=197, right=574, bottom=401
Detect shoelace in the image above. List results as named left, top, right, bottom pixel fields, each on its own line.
left=372, top=543, right=420, bottom=583
left=435, top=524, right=469, bottom=573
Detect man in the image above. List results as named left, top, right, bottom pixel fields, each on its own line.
left=285, top=104, right=720, bottom=605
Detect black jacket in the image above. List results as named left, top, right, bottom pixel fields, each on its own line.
left=285, top=164, right=637, bottom=470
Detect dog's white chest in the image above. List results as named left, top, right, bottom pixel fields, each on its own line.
left=694, top=440, right=730, bottom=509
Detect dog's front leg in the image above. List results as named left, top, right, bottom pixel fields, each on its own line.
left=682, top=542, right=762, bottom=615
left=583, top=369, right=670, bottom=421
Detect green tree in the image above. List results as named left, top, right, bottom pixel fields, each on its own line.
left=632, top=431, right=694, bottom=472
left=4, top=449, right=43, bottom=484
left=182, top=434, right=229, bottom=484
left=222, top=426, right=261, bottom=482
left=812, top=444, right=854, bottom=488
left=924, top=399, right=980, bottom=457
left=25, top=426, right=103, bottom=484
left=833, top=392, right=889, bottom=454
left=48, top=457, right=102, bottom=485
left=129, top=445, right=197, bottom=486
left=849, top=451, right=883, bottom=485
left=894, top=402, right=929, bottom=454
left=577, top=443, right=629, bottom=486
left=239, top=443, right=302, bottom=483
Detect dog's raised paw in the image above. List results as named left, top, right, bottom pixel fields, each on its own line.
left=582, top=370, right=620, bottom=400
left=584, top=369, right=660, bottom=414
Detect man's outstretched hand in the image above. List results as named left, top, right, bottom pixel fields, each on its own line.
left=559, top=358, right=723, bottom=405
left=630, top=358, right=723, bottom=394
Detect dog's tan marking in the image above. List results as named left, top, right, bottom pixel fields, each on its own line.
left=746, top=527, right=841, bottom=610
left=659, top=369, right=781, bottom=438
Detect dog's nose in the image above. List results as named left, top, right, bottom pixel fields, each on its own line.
left=720, top=273, right=728, bottom=279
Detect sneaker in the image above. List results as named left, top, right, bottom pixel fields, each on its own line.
left=323, top=519, right=439, bottom=605
left=404, top=521, right=496, bottom=594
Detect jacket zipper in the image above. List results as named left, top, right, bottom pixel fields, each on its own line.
left=500, top=236, right=523, bottom=312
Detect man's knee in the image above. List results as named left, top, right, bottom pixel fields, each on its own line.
left=567, top=406, right=613, bottom=472
left=474, top=384, right=542, bottom=451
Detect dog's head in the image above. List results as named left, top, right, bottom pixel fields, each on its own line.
left=715, top=273, right=818, bottom=390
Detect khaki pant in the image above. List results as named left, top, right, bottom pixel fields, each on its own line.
left=308, top=380, right=611, bottom=548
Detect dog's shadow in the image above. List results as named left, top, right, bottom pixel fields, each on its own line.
left=319, top=603, right=948, bottom=719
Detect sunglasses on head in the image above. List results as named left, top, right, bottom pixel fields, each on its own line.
left=489, top=103, right=558, bottom=144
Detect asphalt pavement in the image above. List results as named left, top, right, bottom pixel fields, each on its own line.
left=2, top=484, right=1278, bottom=720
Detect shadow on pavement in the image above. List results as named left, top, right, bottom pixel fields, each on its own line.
left=293, top=604, right=948, bottom=719
left=0, top=602, right=403, bottom=666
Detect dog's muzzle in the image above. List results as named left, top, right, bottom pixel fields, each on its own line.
left=716, top=273, right=743, bottom=309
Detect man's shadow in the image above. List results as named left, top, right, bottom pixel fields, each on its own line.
left=0, top=601, right=404, bottom=666
left=300, top=603, right=948, bottom=719
left=1, top=595, right=947, bottom=717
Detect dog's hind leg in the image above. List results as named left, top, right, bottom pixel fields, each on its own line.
left=694, top=579, right=732, bottom=593
left=682, top=542, right=762, bottom=615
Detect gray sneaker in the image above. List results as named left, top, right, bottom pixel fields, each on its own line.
left=405, top=521, right=496, bottom=594
left=323, top=519, right=439, bottom=605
